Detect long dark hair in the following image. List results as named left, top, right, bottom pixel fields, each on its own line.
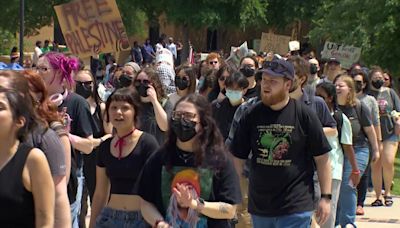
left=165, top=94, right=227, bottom=169
left=350, top=69, right=370, bottom=94
left=316, top=82, right=338, bottom=111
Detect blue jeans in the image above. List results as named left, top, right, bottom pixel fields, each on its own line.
left=71, top=169, right=84, bottom=228
left=336, top=146, right=369, bottom=227
left=95, top=207, right=147, bottom=228
left=251, top=211, right=313, bottom=228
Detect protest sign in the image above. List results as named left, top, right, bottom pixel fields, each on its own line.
left=321, top=41, right=361, bottom=69
left=54, top=0, right=130, bottom=58
left=259, top=33, right=291, bottom=55
left=226, top=41, right=248, bottom=70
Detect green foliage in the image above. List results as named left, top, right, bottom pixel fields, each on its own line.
left=0, top=29, right=17, bottom=55
left=308, top=0, right=400, bottom=75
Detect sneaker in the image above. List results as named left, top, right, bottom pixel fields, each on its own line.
left=356, top=206, right=364, bottom=215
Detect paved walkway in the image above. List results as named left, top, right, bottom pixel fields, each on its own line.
left=356, top=193, right=400, bottom=227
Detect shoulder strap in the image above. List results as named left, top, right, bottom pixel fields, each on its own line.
left=355, top=100, right=367, bottom=136
left=333, top=109, right=344, bottom=142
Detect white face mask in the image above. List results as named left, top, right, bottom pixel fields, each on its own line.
left=225, top=89, right=243, bottom=104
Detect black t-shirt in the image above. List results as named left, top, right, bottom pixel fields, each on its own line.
left=97, top=132, right=159, bottom=194
left=138, top=146, right=241, bottom=228
left=59, top=92, right=93, bottom=203
left=230, top=99, right=331, bottom=216
left=244, top=84, right=260, bottom=100
left=138, top=101, right=173, bottom=145
left=212, top=98, right=241, bottom=140
left=338, top=102, right=372, bottom=147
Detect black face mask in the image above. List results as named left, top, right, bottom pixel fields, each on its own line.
left=310, top=64, right=318, bottom=75
left=75, top=83, right=92, bottom=99
left=171, top=118, right=197, bottom=142
left=135, top=83, right=149, bottom=97
left=355, top=81, right=363, bottom=93
left=240, top=65, right=255, bottom=77
left=175, top=77, right=190, bottom=90
left=372, top=79, right=384, bottom=89
left=117, top=74, right=133, bottom=89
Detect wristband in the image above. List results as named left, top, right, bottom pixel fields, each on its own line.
left=352, top=170, right=361, bottom=175
left=321, top=194, right=332, bottom=200
left=196, top=198, right=205, bottom=213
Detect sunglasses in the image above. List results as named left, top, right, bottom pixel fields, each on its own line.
left=75, top=81, right=93, bottom=86
left=134, top=79, right=151, bottom=86
left=172, top=111, right=197, bottom=122
left=219, top=76, right=227, bottom=81
left=209, top=61, right=218, bottom=65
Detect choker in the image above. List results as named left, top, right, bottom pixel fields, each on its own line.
left=114, top=129, right=135, bottom=160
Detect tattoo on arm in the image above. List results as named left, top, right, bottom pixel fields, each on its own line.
left=218, top=203, right=230, bottom=214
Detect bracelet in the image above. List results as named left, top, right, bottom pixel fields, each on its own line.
left=321, top=193, right=332, bottom=200
left=352, top=170, right=361, bottom=175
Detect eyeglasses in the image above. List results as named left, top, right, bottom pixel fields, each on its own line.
left=172, top=111, right=197, bottom=122
left=209, top=61, right=218, bottom=65
left=75, top=81, right=93, bottom=86
left=35, top=66, right=53, bottom=73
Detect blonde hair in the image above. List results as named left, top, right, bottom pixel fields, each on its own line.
left=336, top=74, right=357, bottom=107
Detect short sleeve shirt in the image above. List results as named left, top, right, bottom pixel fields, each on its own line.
left=230, top=99, right=331, bottom=216
left=138, top=147, right=241, bottom=228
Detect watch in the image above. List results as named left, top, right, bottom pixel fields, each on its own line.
left=321, top=194, right=332, bottom=200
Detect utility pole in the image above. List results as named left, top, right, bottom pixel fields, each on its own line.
left=19, top=0, right=24, bottom=66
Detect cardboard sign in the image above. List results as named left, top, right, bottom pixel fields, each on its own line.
left=321, top=41, right=361, bottom=69
left=226, top=41, right=248, bottom=70
left=54, top=0, right=130, bottom=58
left=259, top=33, right=291, bottom=55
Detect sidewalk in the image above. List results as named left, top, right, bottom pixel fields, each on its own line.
left=356, top=193, right=400, bottom=227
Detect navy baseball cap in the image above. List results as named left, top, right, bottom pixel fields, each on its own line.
left=259, top=59, right=295, bottom=80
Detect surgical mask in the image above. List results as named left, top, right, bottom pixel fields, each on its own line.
left=117, top=74, right=133, bottom=89
left=240, top=65, right=255, bottom=77
left=171, top=118, right=197, bottom=142
left=355, top=81, right=363, bottom=93
left=372, top=79, right=384, bottom=89
left=75, top=82, right=92, bottom=99
left=310, top=64, right=318, bottom=75
left=225, top=89, right=243, bottom=104
left=135, top=83, right=149, bottom=97
left=175, top=77, right=190, bottom=90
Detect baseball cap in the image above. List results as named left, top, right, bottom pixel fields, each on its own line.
left=327, top=57, right=340, bottom=64
left=259, top=59, right=295, bottom=80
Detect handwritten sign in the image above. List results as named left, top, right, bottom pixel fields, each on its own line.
left=321, top=41, right=361, bottom=69
left=54, top=0, right=130, bottom=58
left=259, top=33, right=291, bottom=55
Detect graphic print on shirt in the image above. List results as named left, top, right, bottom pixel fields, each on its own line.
left=161, top=167, right=212, bottom=228
left=256, top=124, right=293, bottom=166
left=377, top=98, right=389, bottom=115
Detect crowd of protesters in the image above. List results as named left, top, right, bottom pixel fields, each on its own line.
left=0, top=35, right=399, bottom=228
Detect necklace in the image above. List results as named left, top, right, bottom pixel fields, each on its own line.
left=114, top=129, right=136, bottom=160
left=177, top=150, right=194, bottom=163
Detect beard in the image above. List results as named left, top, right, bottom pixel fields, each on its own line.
left=262, top=88, right=288, bottom=106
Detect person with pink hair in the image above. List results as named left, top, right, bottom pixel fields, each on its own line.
left=37, top=52, right=94, bottom=228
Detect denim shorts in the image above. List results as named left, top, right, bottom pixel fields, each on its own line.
left=95, top=207, right=148, bottom=228
left=251, top=211, right=313, bottom=228
left=384, top=133, right=399, bottom=142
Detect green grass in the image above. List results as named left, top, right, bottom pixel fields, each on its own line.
left=393, top=153, right=400, bottom=196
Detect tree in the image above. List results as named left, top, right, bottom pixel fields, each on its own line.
left=163, top=0, right=269, bottom=61
left=308, top=0, right=400, bottom=75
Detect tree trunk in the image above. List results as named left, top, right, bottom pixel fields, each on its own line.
left=148, top=16, right=160, bottom=45
left=181, top=24, right=190, bottom=64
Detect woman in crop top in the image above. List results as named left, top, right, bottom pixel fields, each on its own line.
left=0, top=87, right=55, bottom=227
left=89, top=87, right=159, bottom=228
